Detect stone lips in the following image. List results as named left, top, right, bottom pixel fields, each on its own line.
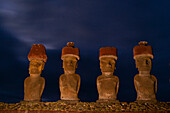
left=133, top=45, right=153, bottom=59
left=61, top=47, right=80, bottom=60
left=28, top=44, right=47, bottom=62
left=99, top=47, right=117, bottom=60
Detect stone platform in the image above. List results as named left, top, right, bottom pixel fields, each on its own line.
left=0, top=101, right=169, bottom=113
left=0, top=110, right=168, bottom=113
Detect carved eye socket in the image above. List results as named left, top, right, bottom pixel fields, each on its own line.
left=37, top=63, right=41, bottom=66
left=109, top=62, right=112, bottom=66
left=101, top=61, right=106, bottom=65
left=146, top=59, right=149, bottom=65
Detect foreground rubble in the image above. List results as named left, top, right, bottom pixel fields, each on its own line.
left=0, top=101, right=169, bottom=112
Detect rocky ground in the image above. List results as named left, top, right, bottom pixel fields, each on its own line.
left=0, top=101, right=169, bottom=112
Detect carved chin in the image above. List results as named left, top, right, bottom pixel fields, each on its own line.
left=102, top=69, right=114, bottom=72
left=64, top=67, right=75, bottom=71
left=29, top=69, right=41, bottom=74
left=68, top=71, right=75, bottom=74
left=138, top=67, right=151, bottom=71
left=64, top=69, right=75, bottom=74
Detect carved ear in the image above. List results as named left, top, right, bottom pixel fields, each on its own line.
left=41, top=62, right=45, bottom=70
left=76, top=62, right=78, bottom=68
left=114, top=61, right=116, bottom=70
left=135, top=60, right=138, bottom=68
left=62, top=62, right=64, bottom=68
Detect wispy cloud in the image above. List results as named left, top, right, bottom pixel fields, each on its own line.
left=0, top=0, right=93, bottom=50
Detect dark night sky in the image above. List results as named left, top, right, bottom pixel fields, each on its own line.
left=0, top=0, right=170, bottom=103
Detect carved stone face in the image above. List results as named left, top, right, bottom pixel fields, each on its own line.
left=100, top=57, right=116, bottom=73
left=63, top=56, right=77, bottom=74
left=29, top=59, right=45, bottom=75
left=135, top=56, right=152, bottom=71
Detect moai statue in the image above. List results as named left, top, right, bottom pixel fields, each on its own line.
left=24, top=44, right=47, bottom=102
left=97, top=47, right=119, bottom=103
left=59, top=42, right=81, bottom=102
left=133, top=41, right=157, bottom=103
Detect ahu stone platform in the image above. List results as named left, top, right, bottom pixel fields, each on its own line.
left=0, top=101, right=169, bottom=113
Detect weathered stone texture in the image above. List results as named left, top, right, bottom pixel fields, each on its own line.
left=59, top=42, right=80, bottom=102
left=0, top=102, right=169, bottom=112
left=24, top=44, right=47, bottom=102
left=133, top=41, right=157, bottom=103
left=97, top=47, right=119, bottom=102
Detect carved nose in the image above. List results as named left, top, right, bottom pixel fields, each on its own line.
left=106, top=62, right=112, bottom=67
left=68, top=61, right=72, bottom=65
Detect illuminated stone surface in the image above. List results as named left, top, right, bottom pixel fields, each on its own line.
left=59, top=42, right=80, bottom=102
left=24, top=44, right=47, bottom=102
left=97, top=47, right=119, bottom=103
left=133, top=41, right=157, bottom=103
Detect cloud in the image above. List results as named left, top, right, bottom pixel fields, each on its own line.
left=0, top=0, right=92, bottom=50
left=0, top=0, right=170, bottom=52
left=0, top=0, right=138, bottom=50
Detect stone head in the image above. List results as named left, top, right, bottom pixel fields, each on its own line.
left=100, top=57, right=116, bottom=73
left=99, top=47, right=117, bottom=74
left=135, top=56, right=152, bottom=72
left=133, top=41, right=153, bottom=72
left=62, top=56, right=78, bottom=74
left=29, top=59, right=45, bottom=76
left=27, top=44, right=47, bottom=77
left=61, top=42, right=79, bottom=74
